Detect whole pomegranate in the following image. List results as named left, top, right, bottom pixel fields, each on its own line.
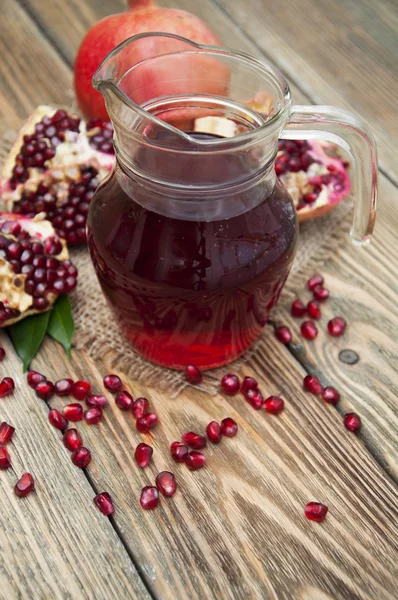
left=74, top=0, right=223, bottom=121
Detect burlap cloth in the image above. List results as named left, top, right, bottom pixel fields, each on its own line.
left=0, top=128, right=351, bottom=396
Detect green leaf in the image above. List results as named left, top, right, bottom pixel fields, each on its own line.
left=47, top=295, right=75, bottom=359
left=8, top=310, right=51, bottom=372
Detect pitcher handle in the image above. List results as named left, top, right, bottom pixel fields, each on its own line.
left=281, top=105, right=378, bottom=246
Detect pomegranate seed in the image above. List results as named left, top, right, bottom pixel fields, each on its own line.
left=0, top=347, right=5, bottom=361
left=71, top=446, right=91, bottom=468
left=140, top=486, right=159, bottom=509
left=307, top=300, right=321, bottom=320
left=103, top=374, right=122, bottom=392
left=136, top=413, right=158, bottom=433
left=221, top=374, right=240, bottom=395
left=72, top=380, right=91, bottom=400
left=185, top=365, right=202, bottom=384
left=344, top=412, right=361, bottom=432
left=0, top=421, right=15, bottom=444
left=14, top=473, right=35, bottom=497
left=313, top=285, right=329, bottom=301
left=27, top=370, right=46, bottom=388
left=94, top=492, right=115, bottom=516
left=221, top=417, right=238, bottom=437
left=62, top=403, right=83, bottom=422
left=244, top=388, right=264, bottom=409
left=48, top=408, right=68, bottom=431
left=170, top=441, right=188, bottom=462
left=301, top=321, right=318, bottom=340
left=241, top=376, right=258, bottom=394
left=84, top=407, right=102, bottom=425
left=63, top=428, right=83, bottom=452
left=303, top=375, right=322, bottom=395
left=86, top=394, right=108, bottom=408
left=156, top=471, right=177, bottom=497
left=0, top=377, right=15, bottom=398
left=182, top=432, right=207, bottom=449
left=185, top=450, right=205, bottom=470
left=321, top=386, right=340, bottom=405
left=291, top=299, right=307, bottom=318
left=263, top=396, right=284, bottom=414
left=304, top=502, right=328, bottom=522
left=134, top=442, right=153, bottom=468
left=328, top=317, right=347, bottom=337
left=115, top=390, right=133, bottom=411
left=54, top=378, right=74, bottom=396
left=274, top=326, right=292, bottom=344
left=307, top=273, right=324, bottom=291
left=206, top=421, right=222, bottom=444
left=0, top=446, right=11, bottom=469
left=35, top=380, right=54, bottom=400
left=132, top=397, right=149, bottom=419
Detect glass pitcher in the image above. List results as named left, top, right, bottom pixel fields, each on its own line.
left=88, top=33, right=377, bottom=370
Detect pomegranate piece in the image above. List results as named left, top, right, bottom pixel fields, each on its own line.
left=136, top=413, right=158, bottom=433
left=304, top=502, right=328, bottom=522
left=132, top=397, right=149, bottom=419
left=156, top=471, right=177, bottom=497
left=321, top=386, right=341, bottom=405
left=0, top=446, right=11, bottom=469
left=134, top=443, right=153, bottom=468
left=263, top=396, right=285, bottom=414
left=303, top=375, right=323, bottom=395
left=221, top=417, right=238, bottom=437
left=63, top=428, right=83, bottom=452
left=274, top=326, right=292, bottom=344
left=140, top=486, right=159, bottom=510
left=244, top=388, right=264, bottom=410
left=170, top=441, right=188, bottom=462
left=344, top=412, right=361, bottom=432
left=241, top=376, right=258, bottom=394
left=185, top=365, right=202, bottom=384
left=94, top=492, right=115, bottom=516
left=71, top=446, right=91, bottom=468
left=115, top=390, right=134, bottom=411
left=307, top=274, right=324, bottom=291
left=103, top=374, right=122, bottom=392
left=72, top=380, right=91, bottom=400
left=313, top=285, right=330, bottom=301
left=54, top=378, right=74, bottom=396
left=0, top=347, right=5, bottom=361
left=0, top=377, right=15, bottom=398
left=301, top=320, right=318, bottom=340
left=328, top=317, right=347, bottom=337
left=291, top=299, right=307, bottom=318
left=185, top=450, right=206, bottom=471
left=86, top=394, right=108, bottom=408
left=48, top=408, right=68, bottom=431
left=14, top=473, right=35, bottom=497
left=206, top=421, right=222, bottom=444
left=0, top=421, right=15, bottom=444
left=27, top=370, right=46, bottom=389
left=221, top=374, right=240, bottom=395
left=84, top=407, right=102, bottom=425
left=62, top=403, right=83, bottom=422
left=307, top=301, right=321, bottom=321
left=35, top=380, right=54, bottom=400
left=181, top=432, right=207, bottom=449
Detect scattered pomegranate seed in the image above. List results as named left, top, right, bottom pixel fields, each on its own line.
left=321, top=386, right=340, bottom=405
left=185, top=365, right=202, bottom=384
left=307, top=301, right=321, bottom=320
left=182, top=432, right=207, bottom=449
left=291, top=299, right=307, bottom=318
left=71, top=447, right=91, bottom=468
left=35, top=380, right=54, bottom=400
left=0, top=377, right=15, bottom=398
left=27, top=370, right=46, bottom=389
left=14, top=473, right=35, bottom=497
left=103, top=374, right=122, bottom=392
left=206, top=421, right=222, bottom=444
left=140, top=486, right=159, bottom=509
left=221, top=374, right=240, bottom=395
left=241, top=376, right=258, bottom=394
left=313, top=285, right=329, bottom=301
left=244, top=388, right=264, bottom=409
left=94, top=492, right=115, bottom=516
left=263, top=396, right=284, bottom=414
left=156, top=471, right=177, bottom=497
left=62, top=403, right=83, bottom=422
left=301, top=321, right=318, bottom=340
left=132, top=397, right=149, bottom=419
left=304, top=502, right=328, bottom=522
left=344, top=412, right=361, bottom=432
left=170, top=441, right=188, bottom=462
left=63, top=428, right=83, bottom=452
left=134, top=442, right=153, bottom=468
left=84, top=407, right=102, bottom=425
left=221, top=417, right=238, bottom=437
left=0, top=347, right=5, bottom=361
left=115, top=390, right=134, bottom=411
left=48, top=408, right=68, bottom=431
left=185, top=450, right=205, bottom=470
left=0, top=446, right=11, bottom=469
left=307, top=273, right=324, bottom=291
left=54, top=378, right=74, bottom=396
left=328, top=317, right=347, bottom=337
left=86, top=394, right=108, bottom=408
left=0, top=421, right=15, bottom=444
left=274, top=326, right=292, bottom=344
left=72, top=380, right=92, bottom=400
left=136, top=413, right=158, bottom=433
left=303, top=375, right=322, bottom=395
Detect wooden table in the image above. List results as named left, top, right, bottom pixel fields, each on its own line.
left=1, top=1, right=397, bottom=598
